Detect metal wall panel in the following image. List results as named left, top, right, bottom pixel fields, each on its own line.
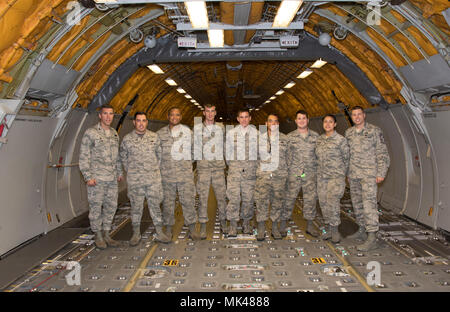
left=364, top=107, right=407, bottom=214
left=0, top=116, right=58, bottom=256
left=403, top=107, right=436, bottom=228
left=421, top=109, right=450, bottom=232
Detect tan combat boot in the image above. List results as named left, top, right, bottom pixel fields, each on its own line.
left=103, top=230, right=120, bottom=247
left=95, top=231, right=107, bottom=249
left=129, top=226, right=141, bottom=246
left=256, top=222, right=265, bottom=241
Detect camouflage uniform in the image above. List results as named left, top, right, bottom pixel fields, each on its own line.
left=194, top=122, right=227, bottom=223
left=315, top=131, right=350, bottom=227
left=225, top=125, right=258, bottom=223
left=282, top=129, right=319, bottom=221
left=255, top=131, right=288, bottom=223
left=79, top=123, right=122, bottom=233
left=120, top=130, right=164, bottom=228
left=157, top=124, right=197, bottom=227
left=345, top=122, right=390, bottom=233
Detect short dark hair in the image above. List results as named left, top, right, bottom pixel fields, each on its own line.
left=168, top=107, right=181, bottom=116
left=237, top=108, right=250, bottom=116
left=350, top=106, right=364, bottom=113
left=267, top=113, right=279, bottom=121
left=99, top=104, right=114, bottom=112
left=134, top=111, right=147, bottom=120
left=322, top=114, right=337, bottom=123
left=295, top=109, right=309, bottom=119
left=204, top=103, right=216, bottom=109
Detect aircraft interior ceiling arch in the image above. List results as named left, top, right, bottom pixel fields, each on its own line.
left=0, top=0, right=449, bottom=292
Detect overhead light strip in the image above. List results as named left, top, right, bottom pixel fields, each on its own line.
left=272, top=0, right=303, bottom=28
left=185, top=1, right=209, bottom=29
left=311, top=59, right=327, bottom=68
left=207, top=29, right=224, bottom=48
left=297, top=69, right=313, bottom=79
left=165, top=78, right=177, bottom=86
left=147, top=64, right=164, bottom=74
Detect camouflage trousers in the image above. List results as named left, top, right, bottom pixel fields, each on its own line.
left=87, top=181, right=118, bottom=233
left=282, top=172, right=317, bottom=221
left=128, top=182, right=164, bottom=228
left=226, top=169, right=256, bottom=222
left=197, top=169, right=227, bottom=223
left=349, top=177, right=379, bottom=232
left=162, top=179, right=197, bottom=226
left=255, top=172, right=287, bottom=223
left=317, top=177, right=345, bottom=227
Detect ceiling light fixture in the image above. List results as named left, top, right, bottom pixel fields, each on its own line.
left=147, top=64, right=164, bottom=74
left=207, top=29, right=224, bottom=48
left=185, top=1, right=209, bottom=29
left=275, top=90, right=285, bottom=95
left=185, top=94, right=192, bottom=99
left=176, top=88, right=186, bottom=93
left=297, top=69, right=313, bottom=79
left=270, top=96, right=276, bottom=100
left=284, top=81, right=296, bottom=89
left=272, top=0, right=303, bottom=28
left=165, top=78, right=177, bottom=86
left=311, top=59, right=327, bottom=68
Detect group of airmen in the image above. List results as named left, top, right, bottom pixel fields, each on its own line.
left=79, top=103, right=389, bottom=253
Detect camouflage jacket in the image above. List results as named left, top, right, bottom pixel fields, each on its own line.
left=157, top=124, right=194, bottom=183
left=257, top=130, right=289, bottom=176
left=193, top=122, right=226, bottom=171
left=315, top=131, right=350, bottom=179
left=225, top=124, right=259, bottom=175
left=345, top=122, right=390, bottom=179
left=286, top=129, right=319, bottom=178
left=79, top=122, right=122, bottom=182
left=120, top=129, right=161, bottom=187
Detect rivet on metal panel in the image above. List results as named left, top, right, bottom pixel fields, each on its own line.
left=301, top=261, right=312, bottom=266
left=279, top=281, right=293, bottom=287
left=405, top=281, right=419, bottom=288
left=201, top=282, right=216, bottom=288
left=89, top=274, right=101, bottom=280
left=175, top=272, right=187, bottom=277
left=275, top=271, right=288, bottom=276
left=305, top=271, right=318, bottom=276
left=124, top=265, right=136, bottom=270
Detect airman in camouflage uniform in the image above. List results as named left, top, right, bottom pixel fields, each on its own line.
left=282, top=110, right=320, bottom=238
left=255, top=114, right=289, bottom=241
left=157, top=107, right=199, bottom=240
left=79, top=105, right=123, bottom=249
left=120, top=112, right=170, bottom=245
left=193, top=104, right=227, bottom=238
left=225, top=109, right=258, bottom=237
left=345, top=106, right=390, bottom=251
left=315, top=114, right=350, bottom=243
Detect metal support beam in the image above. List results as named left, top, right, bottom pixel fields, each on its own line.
left=89, top=33, right=389, bottom=111
left=176, top=21, right=305, bottom=31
